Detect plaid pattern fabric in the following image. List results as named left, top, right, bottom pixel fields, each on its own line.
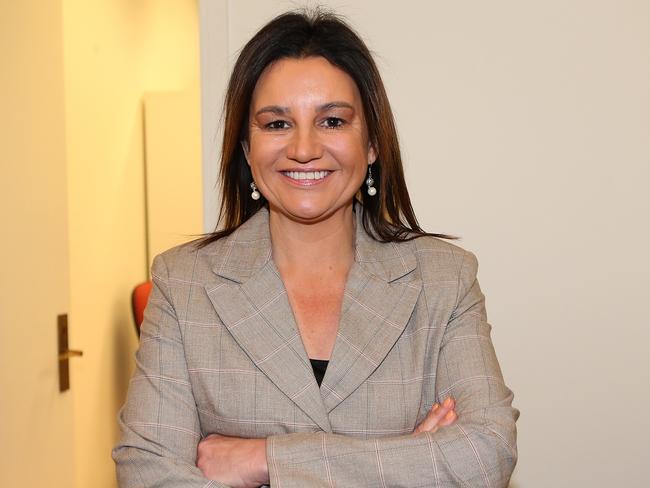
left=113, top=207, right=519, bottom=487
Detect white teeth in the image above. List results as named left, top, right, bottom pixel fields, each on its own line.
left=284, top=170, right=329, bottom=181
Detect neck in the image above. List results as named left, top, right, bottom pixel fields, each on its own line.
left=269, top=204, right=356, bottom=274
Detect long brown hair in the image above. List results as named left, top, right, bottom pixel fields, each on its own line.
left=198, top=9, right=456, bottom=247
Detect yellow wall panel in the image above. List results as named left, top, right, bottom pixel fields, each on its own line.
left=0, top=1, right=75, bottom=486
left=62, top=1, right=200, bottom=486
left=144, top=91, right=203, bottom=263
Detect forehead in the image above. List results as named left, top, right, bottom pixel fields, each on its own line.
left=251, top=56, right=362, bottom=109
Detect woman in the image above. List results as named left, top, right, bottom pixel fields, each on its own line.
left=113, top=10, right=519, bottom=488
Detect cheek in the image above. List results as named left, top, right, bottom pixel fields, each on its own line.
left=248, top=137, right=284, bottom=165
left=325, top=136, right=369, bottom=167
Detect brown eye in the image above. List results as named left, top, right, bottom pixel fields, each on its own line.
left=323, top=117, right=345, bottom=128
left=266, top=120, right=290, bottom=130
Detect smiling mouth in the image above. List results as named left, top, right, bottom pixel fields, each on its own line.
left=282, top=170, right=331, bottom=181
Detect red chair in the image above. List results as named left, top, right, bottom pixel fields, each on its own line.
left=131, top=281, right=153, bottom=336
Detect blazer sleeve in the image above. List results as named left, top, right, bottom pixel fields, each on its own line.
left=112, top=254, right=227, bottom=488
left=266, top=250, right=519, bottom=488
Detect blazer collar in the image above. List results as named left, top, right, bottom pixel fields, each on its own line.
left=207, top=205, right=417, bottom=284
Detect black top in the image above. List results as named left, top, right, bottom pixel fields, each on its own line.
left=309, top=358, right=329, bottom=387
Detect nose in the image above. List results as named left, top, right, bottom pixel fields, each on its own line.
left=286, top=126, right=322, bottom=163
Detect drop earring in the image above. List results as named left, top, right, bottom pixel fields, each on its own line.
left=250, top=181, right=261, bottom=200
left=366, top=165, right=377, bottom=196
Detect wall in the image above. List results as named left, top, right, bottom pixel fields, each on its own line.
left=0, top=1, right=75, bottom=486
left=200, top=1, right=650, bottom=486
left=144, top=91, right=203, bottom=261
left=63, top=1, right=200, bottom=486
left=199, top=0, right=229, bottom=232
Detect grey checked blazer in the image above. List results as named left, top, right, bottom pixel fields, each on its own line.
left=113, top=207, right=519, bottom=487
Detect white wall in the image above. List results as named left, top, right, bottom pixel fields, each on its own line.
left=199, top=0, right=229, bottom=232
left=199, top=2, right=650, bottom=486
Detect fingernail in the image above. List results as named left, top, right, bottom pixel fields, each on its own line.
left=432, top=403, right=439, bottom=411
left=445, top=410, right=456, bottom=420
left=443, top=396, right=453, bottom=408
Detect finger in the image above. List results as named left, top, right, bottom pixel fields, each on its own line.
left=442, top=396, right=455, bottom=410
left=436, top=397, right=457, bottom=426
left=414, top=397, right=455, bottom=433
left=437, top=409, right=458, bottom=427
left=414, top=410, right=444, bottom=434
left=413, top=404, right=436, bottom=434
left=417, top=396, right=456, bottom=432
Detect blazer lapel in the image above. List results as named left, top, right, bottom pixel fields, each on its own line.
left=204, top=209, right=332, bottom=432
left=320, top=212, right=423, bottom=413
left=203, top=206, right=422, bottom=428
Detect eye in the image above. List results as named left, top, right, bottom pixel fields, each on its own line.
left=322, top=117, right=345, bottom=129
left=265, top=120, right=290, bottom=130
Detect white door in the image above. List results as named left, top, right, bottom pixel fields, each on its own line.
left=0, top=1, right=76, bottom=486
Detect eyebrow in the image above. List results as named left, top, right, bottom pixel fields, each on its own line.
left=316, top=101, right=355, bottom=112
left=254, top=105, right=289, bottom=116
left=254, top=101, right=355, bottom=117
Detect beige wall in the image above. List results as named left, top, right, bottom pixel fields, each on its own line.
left=63, top=1, right=200, bottom=486
left=2, top=1, right=201, bottom=486
left=200, top=1, right=650, bottom=487
left=0, top=2, right=75, bottom=486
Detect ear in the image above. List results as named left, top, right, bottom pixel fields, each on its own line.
left=241, top=141, right=250, bottom=165
left=367, top=143, right=377, bottom=165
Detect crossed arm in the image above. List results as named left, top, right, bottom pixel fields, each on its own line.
left=196, top=397, right=458, bottom=486
left=113, top=251, right=518, bottom=487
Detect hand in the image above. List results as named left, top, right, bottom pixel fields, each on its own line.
left=196, top=433, right=269, bottom=488
left=413, top=396, right=458, bottom=434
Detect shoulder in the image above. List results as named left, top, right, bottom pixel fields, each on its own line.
left=150, top=237, right=230, bottom=284
left=406, top=235, right=479, bottom=286
left=410, top=235, right=477, bottom=267
left=151, top=208, right=272, bottom=285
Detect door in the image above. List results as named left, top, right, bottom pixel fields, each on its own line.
left=0, top=1, right=76, bottom=486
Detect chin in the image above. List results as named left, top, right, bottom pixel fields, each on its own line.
left=287, top=208, right=332, bottom=224
left=272, top=201, right=346, bottom=224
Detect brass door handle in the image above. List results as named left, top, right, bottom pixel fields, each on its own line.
left=58, top=349, right=83, bottom=361
left=57, top=314, right=82, bottom=392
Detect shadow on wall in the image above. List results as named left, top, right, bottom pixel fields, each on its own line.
left=112, top=295, right=139, bottom=430
left=111, top=104, right=148, bottom=426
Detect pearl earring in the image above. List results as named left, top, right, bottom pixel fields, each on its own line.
left=250, top=181, right=261, bottom=200
left=366, top=166, right=377, bottom=196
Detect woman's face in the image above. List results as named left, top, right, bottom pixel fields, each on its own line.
left=246, top=56, right=376, bottom=224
